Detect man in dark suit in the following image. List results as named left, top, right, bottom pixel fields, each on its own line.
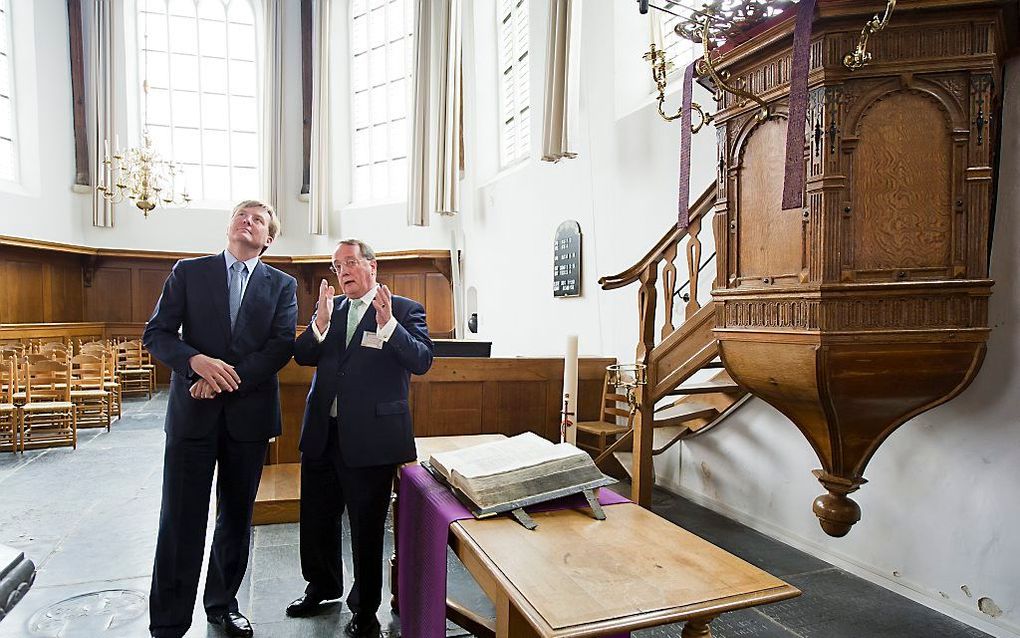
left=144, top=200, right=298, bottom=638
left=285, top=238, right=433, bottom=638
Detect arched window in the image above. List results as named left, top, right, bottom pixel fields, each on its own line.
left=137, top=0, right=260, bottom=204
left=497, top=0, right=529, bottom=169
left=0, top=0, right=16, bottom=182
left=350, top=0, right=414, bottom=203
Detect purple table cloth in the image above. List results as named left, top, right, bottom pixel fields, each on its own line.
left=396, top=463, right=630, bottom=638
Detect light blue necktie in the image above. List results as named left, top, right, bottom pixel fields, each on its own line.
left=228, top=261, right=247, bottom=328
left=346, top=300, right=364, bottom=346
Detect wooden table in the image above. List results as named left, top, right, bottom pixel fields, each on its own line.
left=401, top=436, right=800, bottom=638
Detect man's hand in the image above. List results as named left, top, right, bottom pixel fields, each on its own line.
left=188, top=353, right=241, bottom=392
left=315, top=278, right=335, bottom=334
left=189, top=378, right=218, bottom=400
left=374, top=284, right=393, bottom=326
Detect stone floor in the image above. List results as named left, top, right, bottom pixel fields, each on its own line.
left=0, top=392, right=991, bottom=638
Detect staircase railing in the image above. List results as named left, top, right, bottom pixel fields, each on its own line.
left=598, top=183, right=720, bottom=505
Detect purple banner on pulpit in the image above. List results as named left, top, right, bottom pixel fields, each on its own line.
left=396, top=463, right=630, bottom=638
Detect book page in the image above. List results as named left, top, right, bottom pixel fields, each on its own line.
left=430, top=432, right=586, bottom=480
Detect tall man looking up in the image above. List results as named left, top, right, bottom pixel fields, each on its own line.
left=144, top=201, right=298, bottom=638
left=286, top=239, right=433, bottom=638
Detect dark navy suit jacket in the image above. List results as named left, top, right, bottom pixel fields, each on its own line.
left=293, top=293, right=433, bottom=467
left=143, top=252, right=298, bottom=442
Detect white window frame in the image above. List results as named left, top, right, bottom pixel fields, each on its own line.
left=134, top=0, right=262, bottom=207
left=348, top=0, right=414, bottom=205
left=0, top=0, right=17, bottom=184
left=497, top=0, right=530, bottom=169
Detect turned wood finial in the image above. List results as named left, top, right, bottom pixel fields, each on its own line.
left=812, top=471, right=865, bottom=537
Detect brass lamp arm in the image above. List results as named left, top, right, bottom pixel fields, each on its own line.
left=843, top=0, right=896, bottom=71
left=697, top=17, right=770, bottom=122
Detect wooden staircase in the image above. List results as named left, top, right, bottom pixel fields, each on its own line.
left=596, top=183, right=748, bottom=506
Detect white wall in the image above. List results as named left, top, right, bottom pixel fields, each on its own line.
left=0, top=0, right=82, bottom=244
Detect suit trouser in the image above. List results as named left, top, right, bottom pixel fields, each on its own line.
left=299, top=418, right=396, bottom=616
left=149, top=415, right=268, bottom=638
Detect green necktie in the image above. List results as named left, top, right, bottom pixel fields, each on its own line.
left=345, top=300, right=364, bottom=346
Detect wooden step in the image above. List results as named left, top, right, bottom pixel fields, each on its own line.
left=666, top=380, right=741, bottom=396
left=575, top=420, right=629, bottom=436
left=653, top=401, right=719, bottom=428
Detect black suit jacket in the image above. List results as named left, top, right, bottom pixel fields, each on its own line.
left=294, top=293, right=433, bottom=467
left=143, top=253, right=298, bottom=442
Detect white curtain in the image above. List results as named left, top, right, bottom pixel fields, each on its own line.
left=88, top=0, right=115, bottom=227
left=541, top=0, right=580, bottom=163
left=259, top=0, right=286, bottom=228
left=408, top=0, right=462, bottom=226
left=308, top=0, right=331, bottom=235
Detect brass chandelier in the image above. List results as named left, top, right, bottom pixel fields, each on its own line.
left=95, top=25, right=190, bottom=216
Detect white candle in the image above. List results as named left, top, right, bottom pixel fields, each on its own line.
left=563, top=335, right=579, bottom=445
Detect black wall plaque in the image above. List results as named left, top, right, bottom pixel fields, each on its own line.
left=553, top=221, right=582, bottom=297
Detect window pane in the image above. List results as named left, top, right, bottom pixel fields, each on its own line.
left=388, top=118, right=406, bottom=159
left=228, top=23, right=256, bottom=61
left=168, top=0, right=196, bottom=17
left=370, top=86, right=386, bottom=125
left=143, top=13, right=169, bottom=52
left=0, top=54, right=8, bottom=95
left=231, top=131, right=258, bottom=165
left=353, top=128, right=370, bottom=166
left=390, top=157, right=407, bottom=198
left=202, top=129, right=229, bottom=165
left=0, top=96, right=10, bottom=140
left=228, top=59, right=256, bottom=97
left=147, top=125, right=173, bottom=157
left=201, top=92, right=228, bottom=129
left=351, top=16, right=367, bottom=53
left=371, top=124, right=387, bottom=163
left=146, top=88, right=171, bottom=126
left=170, top=53, right=199, bottom=91
left=369, top=8, right=385, bottom=48
left=200, top=57, right=227, bottom=93
left=387, top=38, right=404, bottom=81
left=171, top=90, right=200, bottom=127
left=387, top=79, right=406, bottom=120
left=0, top=138, right=13, bottom=181
left=227, top=0, right=254, bottom=25
left=180, top=162, right=201, bottom=199
left=229, top=95, right=257, bottom=131
left=140, top=0, right=167, bottom=12
left=231, top=166, right=258, bottom=199
left=369, top=46, right=384, bottom=87
left=354, top=165, right=370, bottom=201
left=173, top=126, right=201, bottom=163
left=351, top=53, right=368, bottom=92
left=145, top=51, right=169, bottom=90
left=169, top=16, right=198, bottom=54
left=352, top=91, right=369, bottom=129
left=386, top=1, right=404, bottom=42
left=197, top=0, right=224, bottom=20
left=204, top=165, right=230, bottom=200
left=198, top=19, right=227, bottom=57
left=370, top=162, right=387, bottom=200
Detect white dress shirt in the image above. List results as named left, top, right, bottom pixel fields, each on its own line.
left=310, top=285, right=398, bottom=417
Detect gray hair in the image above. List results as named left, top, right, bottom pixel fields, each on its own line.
left=337, top=238, right=376, bottom=261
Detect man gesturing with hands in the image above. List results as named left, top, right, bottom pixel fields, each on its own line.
left=286, top=239, right=433, bottom=638
left=143, top=200, right=297, bottom=638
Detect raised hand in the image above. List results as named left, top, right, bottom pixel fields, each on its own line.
left=373, top=284, right=393, bottom=326
left=188, top=353, right=241, bottom=392
left=314, top=278, right=336, bottom=334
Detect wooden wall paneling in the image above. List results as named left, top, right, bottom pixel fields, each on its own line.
left=3, top=260, right=46, bottom=324
left=418, top=381, right=485, bottom=436
left=86, top=267, right=133, bottom=322
left=425, top=272, right=454, bottom=337
left=494, top=381, right=551, bottom=439
left=392, top=273, right=425, bottom=308
left=138, top=267, right=173, bottom=322
left=50, top=260, right=85, bottom=322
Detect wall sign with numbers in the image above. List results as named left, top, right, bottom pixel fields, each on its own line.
left=553, top=221, right=582, bottom=298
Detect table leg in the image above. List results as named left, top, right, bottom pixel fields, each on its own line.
left=681, top=615, right=717, bottom=638
left=495, top=593, right=540, bottom=638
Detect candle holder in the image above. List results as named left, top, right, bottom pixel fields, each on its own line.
left=606, top=363, right=648, bottom=420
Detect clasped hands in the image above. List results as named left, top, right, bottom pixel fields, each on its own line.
left=188, top=353, right=241, bottom=400
left=313, top=279, right=393, bottom=334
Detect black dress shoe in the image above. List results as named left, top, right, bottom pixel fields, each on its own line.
left=285, top=593, right=340, bottom=618
left=344, top=613, right=381, bottom=638
left=207, top=611, right=254, bottom=637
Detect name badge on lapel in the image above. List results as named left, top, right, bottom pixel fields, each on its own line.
left=361, top=331, right=384, bottom=349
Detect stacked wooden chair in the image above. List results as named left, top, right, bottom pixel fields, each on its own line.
left=116, top=340, right=154, bottom=399
left=81, top=341, right=122, bottom=420
left=70, top=353, right=112, bottom=431
left=20, top=358, right=77, bottom=451
left=0, top=358, right=18, bottom=453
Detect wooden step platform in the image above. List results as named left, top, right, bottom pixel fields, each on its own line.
left=253, top=462, right=300, bottom=525
left=653, top=401, right=719, bottom=428
left=666, top=380, right=741, bottom=395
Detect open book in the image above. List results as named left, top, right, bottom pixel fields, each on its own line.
left=426, top=432, right=612, bottom=516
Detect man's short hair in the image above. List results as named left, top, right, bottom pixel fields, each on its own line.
left=232, top=200, right=280, bottom=254
left=338, top=238, right=376, bottom=261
